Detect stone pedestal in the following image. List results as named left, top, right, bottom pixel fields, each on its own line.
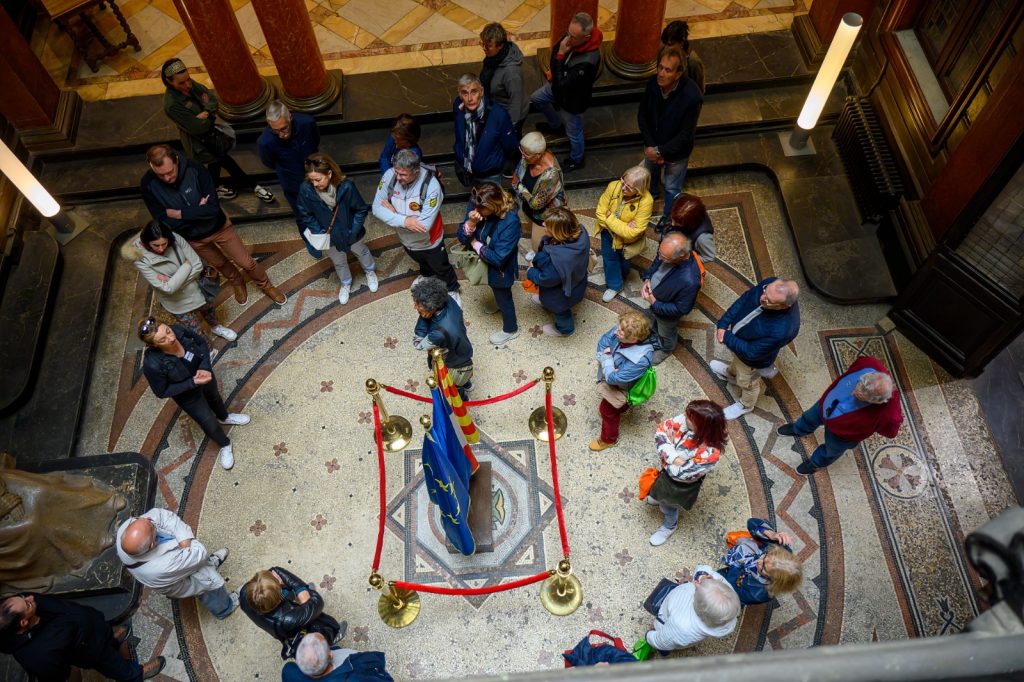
left=607, top=0, right=667, bottom=80
left=250, top=0, right=340, bottom=113
left=171, top=0, right=273, bottom=121
left=446, top=462, right=494, bottom=554
left=792, top=0, right=875, bottom=66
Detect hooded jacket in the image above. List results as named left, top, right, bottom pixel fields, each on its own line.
left=549, top=27, right=603, bottom=114
left=596, top=326, right=656, bottom=389
left=452, top=97, right=518, bottom=178
left=295, top=179, right=370, bottom=253
left=483, top=41, right=529, bottom=123
left=527, top=229, right=590, bottom=314
left=122, top=233, right=205, bottom=315
left=140, top=156, right=226, bottom=241
left=414, top=296, right=473, bottom=369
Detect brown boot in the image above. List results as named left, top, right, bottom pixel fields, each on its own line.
left=233, top=283, right=248, bottom=304
left=142, top=656, right=166, bottom=679
left=264, top=286, right=286, bottom=305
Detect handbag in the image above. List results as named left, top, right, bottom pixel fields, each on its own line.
left=638, top=467, right=659, bottom=500
left=198, top=265, right=221, bottom=302
left=726, top=530, right=754, bottom=548
left=303, top=202, right=339, bottom=252
left=643, top=577, right=679, bottom=615
left=627, top=365, right=657, bottom=406
left=563, top=630, right=636, bottom=667
left=201, top=122, right=236, bottom=158
left=449, top=242, right=488, bottom=286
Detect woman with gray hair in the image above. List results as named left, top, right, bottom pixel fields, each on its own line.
left=643, top=565, right=740, bottom=654
left=511, top=131, right=565, bottom=260
left=284, top=632, right=393, bottom=681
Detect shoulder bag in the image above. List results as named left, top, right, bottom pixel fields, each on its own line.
left=303, top=201, right=337, bottom=252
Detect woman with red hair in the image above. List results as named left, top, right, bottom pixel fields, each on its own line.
left=667, top=193, right=716, bottom=262
left=646, top=399, right=727, bottom=546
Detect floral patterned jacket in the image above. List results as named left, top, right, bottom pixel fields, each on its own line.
left=654, top=416, right=721, bottom=483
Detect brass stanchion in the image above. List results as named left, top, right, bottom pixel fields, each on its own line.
left=529, top=366, right=566, bottom=441
left=369, top=572, right=421, bottom=628
left=540, top=557, right=582, bottom=616
left=365, top=378, right=413, bottom=452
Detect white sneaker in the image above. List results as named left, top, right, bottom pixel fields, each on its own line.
left=207, top=547, right=229, bottom=567
left=758, top=365, right=779, bottom=379
left=602, top=288, right=620, bottom=303
left=723, top=401, right=754, bottom=420
left=708, top=359, right=731, bottom=382
left=489, top=329, right=520, bottom=346
left=365, top=271, right=379, bottom=292
left=338, top=285, right=350, bottom=305
left=218, top=444, right=234, bottom=470
left=525, top=250, right=536, bottom=262
left=449, top=291, right=463, bottom=308
left=219, top=413, right=250, bottom=425
left=212, top=325, right=237, bottom=341
left=254, top=185, right=274, bottom=203
left=215, top=185, right=237, bottom=200
left=210, top=348, right=219, bottom=360
left=650, top=525, right=677, bottom=546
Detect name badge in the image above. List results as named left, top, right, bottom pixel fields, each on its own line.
left=184, top=350, right=195, bottom=362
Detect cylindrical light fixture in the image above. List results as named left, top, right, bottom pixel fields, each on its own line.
left=790, top=12, right=863, bottom=149
left=0, top=139, right=60, bottom=218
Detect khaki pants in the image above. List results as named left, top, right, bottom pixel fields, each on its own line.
left=728, top=356, right=762, bottom=409
left=188, top=219, right=271, bottom=291
left=597, top=380, right=628, bottom=408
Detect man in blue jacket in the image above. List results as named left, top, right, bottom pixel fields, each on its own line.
left=258, top=101, right=321, bottom=256
left=712, top=277, right=800, bottom=419
left=641, top=233, right=702, bottom=364
left=453, top=74, right=518, bottom=187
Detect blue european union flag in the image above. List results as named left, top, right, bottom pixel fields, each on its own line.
left=422, top=385, right=476, bottom=555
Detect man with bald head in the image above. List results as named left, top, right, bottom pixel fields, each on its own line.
left=711, top=277, right=801, bottom=419
left=641, top=232, right=703, bottom=364
left=778, top=357, right=902, bottom=474
left=116, top=508, right=237, bottom=619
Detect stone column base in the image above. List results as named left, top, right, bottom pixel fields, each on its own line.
left=603, top=43, right=656, bottom=81
left=792, top=13, right=827, bottom=67
left=278, top=70, right=342, bottom=115
left=218, top=78, right=276, bottom=122
left=17, top=90, right=83, bottom=152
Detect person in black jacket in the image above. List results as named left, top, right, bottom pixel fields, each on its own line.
left=239, top=567, right=345, bottom=659
left=530, top=12, right=603, bottom=172
left=139, top=317, right=249, bottom=470
left=638, top=46, right=703, bottom=228
left=641, top=233, right=703, bottom=364
left=411, top=277, right=474, bottom=397
left=0, top=593, right=165, bottom=681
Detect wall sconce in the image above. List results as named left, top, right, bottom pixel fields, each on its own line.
left=783, top=12, right=863, bottom=153
left=0, top=139, right=75, bottom=234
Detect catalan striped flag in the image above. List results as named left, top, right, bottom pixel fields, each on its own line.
left=433, top=352, right=479, bottom=473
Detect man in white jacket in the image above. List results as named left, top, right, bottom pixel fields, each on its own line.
left=645, top=565, right=740, bottom=653
left=116, top=508, right=238, bottom=619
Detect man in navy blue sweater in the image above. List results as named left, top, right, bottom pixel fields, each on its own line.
left=711, top=277, right=800, bottom=419
left=641, top=233, right=702, bottom=364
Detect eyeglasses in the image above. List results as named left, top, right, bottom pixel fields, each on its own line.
left=139, top=316, right=157, bottom=337
left=620, top=178, right=637, bottom=194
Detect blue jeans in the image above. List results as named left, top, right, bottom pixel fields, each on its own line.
left=792, top=401, right=860, bottom=468
left=600, top=230, right=630, bottom=291
left=531, top=83, right=585, bottom=162
left=198, top=585, right=234, bottom=618
left=492, top=286, right=518, bottom=333
left=553, top=309, right=575, bottom=335
left=643, top=156, right=689, bottom=220
left=659, top=503, right=679, bottom=529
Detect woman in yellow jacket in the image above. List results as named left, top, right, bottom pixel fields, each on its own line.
left=594, top=165, right=654, bottom=302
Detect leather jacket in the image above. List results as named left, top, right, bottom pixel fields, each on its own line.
left=239, top=567, right=328, bottom=649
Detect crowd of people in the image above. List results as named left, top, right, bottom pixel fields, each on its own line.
left=0, top=14, right=908, bottom=682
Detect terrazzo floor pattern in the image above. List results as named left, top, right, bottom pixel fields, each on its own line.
left=80, top=171, right=1018, bottom=680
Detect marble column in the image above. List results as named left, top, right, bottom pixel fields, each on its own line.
left=792, top=0, right=875, bottom=66
left=550, top=0, right=598, bottom=44
left=250, top=0, right=340, bottom=113
left=607, top=0, right=666, bottom=79
left=0, top=7, right=80, bottom=149
left=171, top=0, right=273, bottom=121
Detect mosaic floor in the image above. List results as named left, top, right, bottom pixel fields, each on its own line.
left=79, top=171, right=1017, bottom=680
left=29, top=0, right=808, bottom=101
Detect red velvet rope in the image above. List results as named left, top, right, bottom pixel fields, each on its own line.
left=382, top=378, right=539, bottom=406
left=546, top=390, right=570, bottom=558
left=393, top=570, right=550, bottom=595
left=371, top=404, right=387, bottom=572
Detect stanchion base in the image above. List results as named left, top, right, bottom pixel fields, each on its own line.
left=378, top=589, right=421, bottom=628
left=540, top=573, right=582, bottom=616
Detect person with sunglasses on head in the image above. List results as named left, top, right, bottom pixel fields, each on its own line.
left=511, top=132, right=565, bottom=261
left=776, top=357, right=902, bottom=475
left=594, top=165, right=654, bottom=303
left=457, top=182, right=522, bottom=346
left=122, top=221, right=237, bottom=346
left=0, top=593, right=165, bottom=681
left=296, top=153, right=376, bottom=305
left=137, top=317, right=248, bottom=470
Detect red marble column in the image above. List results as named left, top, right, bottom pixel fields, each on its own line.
left=250, top=0, right=339, bottom=113
left=550, top=0, right=599, bottom=44
left=0, top=7, right=80, bottom=148
left=608, top=0, right=667, bottom=79
left=171, top=0, right=273, bottom=120
left=792, top=0, right=875, bottom=65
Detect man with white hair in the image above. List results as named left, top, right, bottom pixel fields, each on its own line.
left=778, top=356, right=903, bottom=474
left=645, top=565, right=740, bottom=653
left=282, top=632, right=393, bottom=681
left=258, top=100, right=321, bottom=256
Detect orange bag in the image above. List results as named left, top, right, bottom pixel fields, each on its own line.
left=638, top=467, right=659, bottom=500
left=521, top=278, right=540, bottom=294
left=725, top=530, right=753, bottom=547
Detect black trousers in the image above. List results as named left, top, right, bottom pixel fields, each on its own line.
left=207, top=154, right=255, bottom=190
left=88, top=640, right=145, bottom=682
left=407, top=242, right=460, bottom=292
left=174, top=380, right=230, bottom=447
